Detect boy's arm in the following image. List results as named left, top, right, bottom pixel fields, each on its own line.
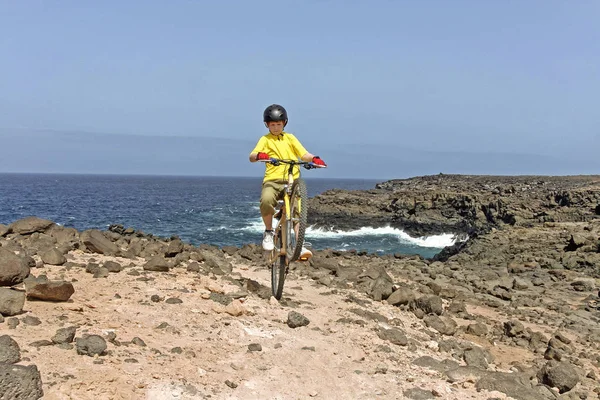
left=300, top=153, right=315, bottom=162
left=249, top=137, right=267, bottom=162
left=249, top=152, right=264, bottom=162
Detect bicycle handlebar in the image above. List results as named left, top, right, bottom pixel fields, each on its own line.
left=259, top=158, right=326, bottom=169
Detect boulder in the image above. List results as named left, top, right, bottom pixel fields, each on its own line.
left=0, top=363, right=44, bottom=399
left=165, top=239, right=184, bottom=257
left=9, top=217, right=54, bottom=235
left=538, top=361, right=579, bottom=394
left=0, top=288, right=26, bottom=316
left=0, top=335, right=21, bottom=363
left=39, top=248, right=66, bottom=266
left=0, top=248, right=30, bottom=286
left=356, top=264, right=393, bottom=301
left=25, top=279, right=75, bottom=302
left=143, top=256, right=170, bottom=272
left=80, top=229, right=121, bottom=256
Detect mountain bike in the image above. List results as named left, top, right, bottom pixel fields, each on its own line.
left=260, top=158, right=325, bottom=300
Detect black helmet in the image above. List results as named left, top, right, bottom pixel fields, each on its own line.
left=263, top=104, right=288, bottom=127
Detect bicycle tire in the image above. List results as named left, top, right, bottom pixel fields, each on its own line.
left=271, top=228, right=286, bottom=300
left=289, top=178, right=308, bottom=261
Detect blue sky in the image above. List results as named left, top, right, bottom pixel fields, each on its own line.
left=1, top=1, right=598, bottom=178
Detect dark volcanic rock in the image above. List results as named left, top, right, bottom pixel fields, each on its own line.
left=377, top=328, right=408, bottom=346
left=538, top=360, right=580, bottom=394
left=356, top=265, right=394, bottom=301
left=423, top=315, right=457, bottom=336
left=76, top=335, right=107, bottom=356
left=202, top=253, right=233, bottom=275
left=0, top=335, right=21, bottom=363
left=414, top=295, right=444, bottom=315
left=52, top=326, right=77, bottom=344
left=412, top=356, right=459, bottom=373
left=39, top=248, right=66, bottom=266
left=165, top=239, right=184, bottom=257
left=0, top=363, right=44, bottom=399
left=475, top=371, right=554, bottom=400
left=25, top=280, right=74, bottom=302
left=387, top=285, right=417, bottom=306
left=308, top=175, right=600, bottom=239
left=0, top=247, right=30, bottom=286
left=80, top=229, right=121, bottom=256
left=0, top=288, right=26, bottom=316
left=143, top=256, right=171, bottom=272
left=9, top=216, right=54, bottom=235
left=103, top=260, right=122, bottom=273
left=287, top=311, right=310, bottom=328
left=403, top=388, right=435, bottom=400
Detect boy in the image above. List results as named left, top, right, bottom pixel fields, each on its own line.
left=249, top=104, right=327, bottom=259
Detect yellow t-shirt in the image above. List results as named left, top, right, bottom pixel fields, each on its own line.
left=251, top=132, right=308, bottom=182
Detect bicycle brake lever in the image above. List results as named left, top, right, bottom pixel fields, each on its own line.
left=303, top=163, right=315, bottom=170
left=269, top=158, right=280, bottom=166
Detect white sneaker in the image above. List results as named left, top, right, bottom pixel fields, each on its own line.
left=299, top=246, right=312, bottom=261
left=262, top=231, right=274, bottom=251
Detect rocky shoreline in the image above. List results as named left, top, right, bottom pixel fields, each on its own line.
left=1, top=174, right=600, bottom=399
left=308, top=174, right=600, bottom=238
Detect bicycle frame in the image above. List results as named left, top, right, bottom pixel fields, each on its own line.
left=279, top=162, right=298, bottom=258
left=260, top=158, right=317, bottom=262
left=258, top=157, right=325, bottom=300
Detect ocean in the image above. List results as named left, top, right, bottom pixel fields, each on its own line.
left=0, top=174, right=455, bottom=258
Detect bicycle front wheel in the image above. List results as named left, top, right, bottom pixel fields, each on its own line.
left=288, top=178, right=308, bottom=261
left=271, top=228, right=286, bottom=300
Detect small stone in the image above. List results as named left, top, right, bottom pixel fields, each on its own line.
left=187, top=262, right=200, bottom=272
left=52, top=326, right=77, bottom=344
left=7, top=318, right=19, bottom=329
left=76, top=335, right=107, bottom=357
left=403, top=388, right=436, bottom=400
left=165, top=297, right=183, bottom=304
left=287, top=311, right=310, bottom=328
left=466, top=322, right=488, bottom=336
left=377, top=328, right=408, bottom=346
left=375, top=364, right=388, bottom=374
left=171, top=347, right=183, bottom=354
left=104, top=331, right=117, bottom=343
left=22, top=316, right=42, bottom=326
left=248, top=343, right=262, bottom=352
left=132, top=337, right=147, bottom=347
left=103, top=260, right=122, bottom=273
left=28, top=340, right=53, bottom=348
left=93, top=267, right=109, bottom=278
left=225, top=380, right=238, bottom=389
left=150, top=294, right=162, bottom=302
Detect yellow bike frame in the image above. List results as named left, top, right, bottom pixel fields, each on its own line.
left=278, top=171, right=294, bottom=257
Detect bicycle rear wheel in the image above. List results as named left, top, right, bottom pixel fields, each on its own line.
left=289, top=178, right=308, bottom=261
left=270, top=226, right=286, bottom=300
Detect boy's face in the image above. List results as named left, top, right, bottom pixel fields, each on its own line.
left=266, top=121, right=284, bottom=135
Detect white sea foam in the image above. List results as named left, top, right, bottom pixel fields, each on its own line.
left=306, top=226, right=458, bottom=248
left=239, top=219, right=459, bottom=249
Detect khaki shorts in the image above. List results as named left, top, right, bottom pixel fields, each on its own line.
left=260, top=180, right=286, bottom=216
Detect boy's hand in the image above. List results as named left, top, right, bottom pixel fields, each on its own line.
left=256, top=152, right=270, bottom=161
left=312, top=156, right=327, bottom=167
